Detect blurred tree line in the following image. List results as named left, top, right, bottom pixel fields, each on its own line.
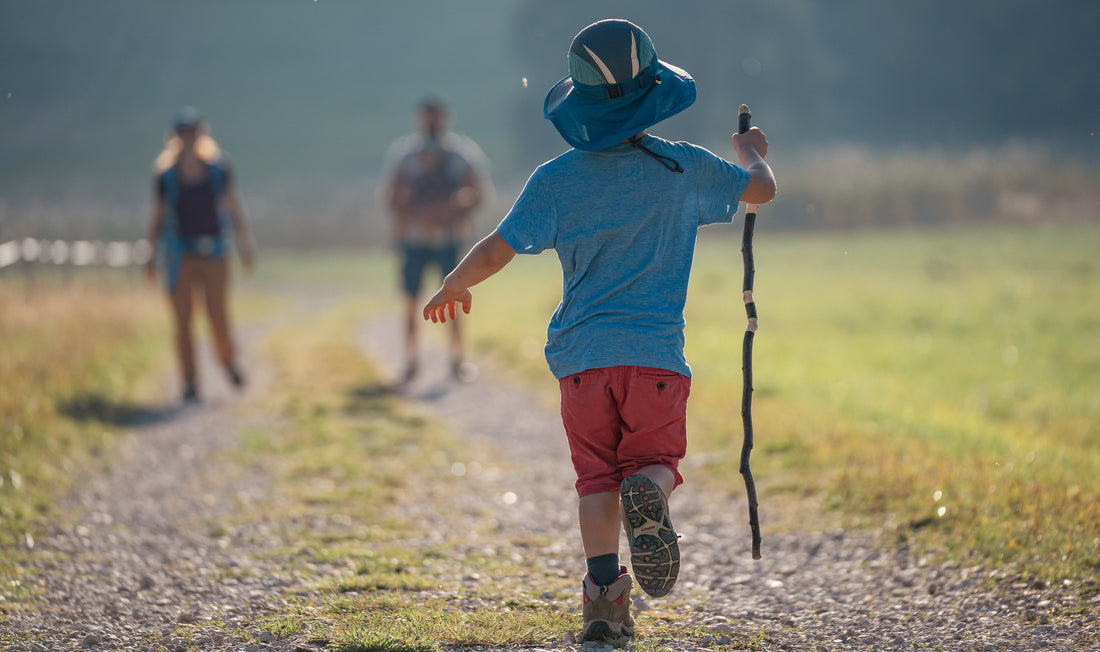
left=0, top=0, right=1096, bottom=241
left=509, top=0, right=1100, bottom=168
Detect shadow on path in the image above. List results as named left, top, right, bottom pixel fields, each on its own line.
left=56, top=393, right=186, bottom=428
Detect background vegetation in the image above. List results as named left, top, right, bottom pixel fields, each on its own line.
left=2, top=0, right=1098, bottom=243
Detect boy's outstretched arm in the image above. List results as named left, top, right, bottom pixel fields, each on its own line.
left=731, top=127, right=777, bottom=205
left=423, top=230, right=516, bottom=323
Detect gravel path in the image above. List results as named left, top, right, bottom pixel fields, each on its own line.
left=358, top=319, right=1099, bottom=652
left=3, top=301, right=1097, bottom=651
left=1, top=315, right=310, bottom=652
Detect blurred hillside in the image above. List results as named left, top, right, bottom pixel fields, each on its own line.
left=0, top=2, right=526, bottom=195
left=511, top=1, right=1100, bottom=164
left=1, top=0, right=1097, bottom=244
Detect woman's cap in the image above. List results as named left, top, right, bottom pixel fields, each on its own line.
left=172, top=106, right=203, bottom=131
left=544, top=19, right=696, bottom=151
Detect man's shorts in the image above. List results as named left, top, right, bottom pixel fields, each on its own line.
left=559, top=366, right=690, bottom=497
left=401, top=243, right=459, bottom=296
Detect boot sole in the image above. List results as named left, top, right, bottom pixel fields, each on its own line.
left=621, top=473, right=679, bottom=597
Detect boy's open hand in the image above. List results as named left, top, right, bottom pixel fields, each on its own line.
left=421, top=231, right=516, bottom=324
left=423, top=285, right=473, bottom=323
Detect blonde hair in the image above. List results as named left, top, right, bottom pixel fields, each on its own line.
left=153, top=131, right=222, bottom=173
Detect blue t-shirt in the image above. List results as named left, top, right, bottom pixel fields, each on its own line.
left=497, top=134, right=750, bottom=379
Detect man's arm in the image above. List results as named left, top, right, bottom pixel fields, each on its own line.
left=731, top=127, right=777, bottom=205
left=385, top=164, right=418, bottom=245
left=423, top=230, right=516, bottom=323
left=448, top=167, right=483, bottom=239
left=455, top=168, right=482, bottom=212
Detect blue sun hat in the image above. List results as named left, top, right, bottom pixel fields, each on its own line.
left=544, top=19, right=696, bottom=151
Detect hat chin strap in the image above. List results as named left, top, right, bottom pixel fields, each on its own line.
left=629, top=135, right=683, bottom=173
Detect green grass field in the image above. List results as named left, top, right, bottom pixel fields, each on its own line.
left=465, top=222, right=1100, bottom=590
left=2, top=222, right=1097, bottom=646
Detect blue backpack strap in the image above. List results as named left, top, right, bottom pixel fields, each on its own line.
left=161, top=166, right=180, bottom=227
left=207, top=158, right=233, bottom=251
left=208, top=158, right=227, bottom=197
left=158, top=167, right=185, bottom=292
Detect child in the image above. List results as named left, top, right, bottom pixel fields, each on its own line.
left=423, top=19, right=775, bottom=642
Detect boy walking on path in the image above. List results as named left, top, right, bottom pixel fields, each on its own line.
left=423, top=19, right=776, bottom=642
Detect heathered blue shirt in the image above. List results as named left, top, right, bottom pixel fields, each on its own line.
left=497, top=134, right=750, bottom=379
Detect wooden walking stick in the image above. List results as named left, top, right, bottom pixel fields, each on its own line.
left=738, top=104, right=762, bottom=560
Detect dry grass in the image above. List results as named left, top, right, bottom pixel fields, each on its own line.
left=0, top=272, right=168, bottom=607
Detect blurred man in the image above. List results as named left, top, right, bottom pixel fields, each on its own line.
left=383, top=96, right=489, bottom=382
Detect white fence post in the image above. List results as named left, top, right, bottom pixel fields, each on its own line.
left=0, top=238, right=152, bottom=271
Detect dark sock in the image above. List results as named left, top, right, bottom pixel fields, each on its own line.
left=586, top=553, right=621, bottom=587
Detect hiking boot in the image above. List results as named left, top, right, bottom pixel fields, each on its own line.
left=621, top=472, right=679, bottom=598
left=182, top=383, right=200, bottom=404
left=581, top=566, right=635, bottom=642
left=225, top=364, right=245, bottom=389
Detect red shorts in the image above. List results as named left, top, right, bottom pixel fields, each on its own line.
left=559, top=366, right=690, bottom=497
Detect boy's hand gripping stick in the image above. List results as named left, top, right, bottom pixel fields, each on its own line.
left=738, top=104, right=762, bottom=560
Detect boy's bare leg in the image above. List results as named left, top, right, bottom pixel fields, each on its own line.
left=579, top=465, right=675, bottom=558
left=578, top=491, right=621, bottom=557
left=637, top=464, right=676, bottom=497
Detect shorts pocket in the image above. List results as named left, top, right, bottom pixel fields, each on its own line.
left=634, top=367, right=690, bottom=398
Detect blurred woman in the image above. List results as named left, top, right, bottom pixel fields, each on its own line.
left=146, top=107, right=254, bottom=403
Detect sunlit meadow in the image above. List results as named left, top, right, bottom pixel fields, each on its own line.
left=467, top=223, right=1100, bottom=588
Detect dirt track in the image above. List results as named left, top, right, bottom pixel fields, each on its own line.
left=357, top=320, right=1098, bottom=652
left=3, top=296, right=1097, bottom=651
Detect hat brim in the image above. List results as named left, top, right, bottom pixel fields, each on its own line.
left=544, top=60, right=696, bottom=151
